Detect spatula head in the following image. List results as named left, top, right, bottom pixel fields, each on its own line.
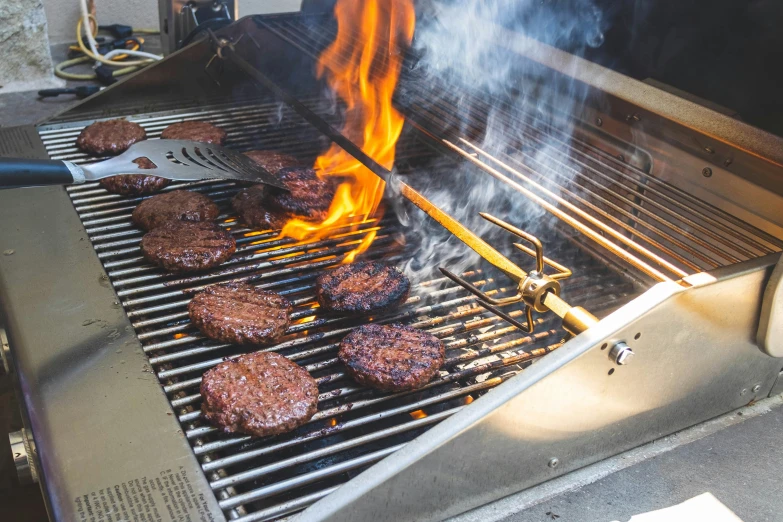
left=84, top=140, right=287, bottom=189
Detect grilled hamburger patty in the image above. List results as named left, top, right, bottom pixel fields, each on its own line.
left=243, top=150, right=301, bottom=175
left=132, top=189, right=220, bottom=230
left=76, top=119, right=146, bottom=156
left=189, top=283, right=292, bottom=345
left=338, top=324, right=445, bottom=392
left=266, top=167, right=337, bottom=221
left=160, top=121, right=227, bottom=144
left=316, top=262, right=411, bottom=314
left=99, top=157, right=170, bottom=196
left=231, top=186, right=289, bottom=230
left=201, top=351, right=319, bottom=437
left=140, top=221, right=236, bottom=272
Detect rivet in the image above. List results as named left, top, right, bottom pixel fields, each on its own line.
left=740, top=388, right=748, bottom=396
left=704, top=146, right=715, bottom=154
left=596, top=117, right=603, bottom=127
left=702, top=167, right=713, bottom=178
left=548, top=458, right=559, bottom=468
left=752, top=384, right=761, bottom=393
left=723, top=158, right=733, bottom=167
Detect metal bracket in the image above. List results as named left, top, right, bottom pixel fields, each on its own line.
left=757, top=253, right=783, bottom=357
left=440, top=213, right=587, bottom=334
left=204, top=30, right=244, bottom=86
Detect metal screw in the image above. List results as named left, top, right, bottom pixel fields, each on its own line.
left=752, top=384, right=761, bottom=393
left=548, top=458, right=559, bottom=469
left=702, top=167, right=713, bottom=178
left=704, top=146, right=715, bottom=154
left=608, top=342, right=634, bottom=365
left=596, top=117, right=603, bottom=127
left=740, top=388, right=748, bottom=396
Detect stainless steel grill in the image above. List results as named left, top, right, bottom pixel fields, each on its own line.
left=3, top=11, right=782, bottom=522
left=37, top=95, right=638, bottom=521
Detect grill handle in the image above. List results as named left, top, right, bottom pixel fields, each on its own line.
left=0, top=158, right=84, bottom=188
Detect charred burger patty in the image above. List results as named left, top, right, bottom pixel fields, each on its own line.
left=99, top=157, right=170, bottom=196
left=200, top=351, right=319, bottom=437
left=160, top=121, right=227, bottom=145
left=132, top=189, right=220, bottom=231
left=189, top=283, right=292, bottom=345
left=338, top=323, right=445, bottom=392
left=76, top=118, right=146, bottom=156
left=316, top=261, right=410, bottom=315
left=140, top=221, right=236, bottom=272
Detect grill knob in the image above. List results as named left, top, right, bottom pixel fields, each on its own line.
left=9, top=429, right=38, bottom=485
left=609, top=341, right=635, bottom=365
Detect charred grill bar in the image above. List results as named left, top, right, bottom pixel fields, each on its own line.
left=0, top=10, right=781, bottom=522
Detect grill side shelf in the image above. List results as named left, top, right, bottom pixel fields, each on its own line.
left=0, top=186, right=226, bottom=522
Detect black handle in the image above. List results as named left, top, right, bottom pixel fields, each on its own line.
left=0, top=158, right=77, bottom=188
left=38, top=86, right=101, bottom=99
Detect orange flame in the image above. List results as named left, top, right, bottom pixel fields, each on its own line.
left=409, top=409, right=427, bottom=420
left=280, top=0, right=415, bottom=263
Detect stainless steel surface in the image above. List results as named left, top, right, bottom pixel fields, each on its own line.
left=9, top=429, right=37, bottom=485
left=76, top=139, right=286, bottom=187
left=757, top=253, right=783, bottom=357
left=0, top=185, right=225, bottom=522
left=300, top=254, right=783, bottom=522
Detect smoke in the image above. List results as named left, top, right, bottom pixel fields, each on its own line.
left=391, top=0, right=611, bottom=282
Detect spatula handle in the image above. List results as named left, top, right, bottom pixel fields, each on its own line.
left=0, top=158, right=85, bottom=188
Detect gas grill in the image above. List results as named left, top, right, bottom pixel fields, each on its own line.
left=1, top=10, right=782, bottom=522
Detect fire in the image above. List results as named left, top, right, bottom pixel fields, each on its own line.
left=409, top=409, right=427, bottom=420
left=280, top=0, right=415, bottom=263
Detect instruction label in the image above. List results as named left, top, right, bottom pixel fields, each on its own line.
left=73, top=466, right=217, bottom=522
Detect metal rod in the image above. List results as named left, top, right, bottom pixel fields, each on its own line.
left=447, top=138, right=679, bottom=280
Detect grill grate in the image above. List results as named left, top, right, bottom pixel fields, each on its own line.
left=257, top=15, right=783, bottom=284
left=39, top=97, right=638, bottom=521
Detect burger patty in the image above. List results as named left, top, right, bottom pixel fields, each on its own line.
left=140, top=221, right=236, bottom=272
left=200, top=351, right=319, bottom=437
left=76, top=119, right=146, bottom=156
left=231, top=186, right=289, bottom=230
left=316, top=261, right=411, bottom=314
left=338, top=324, right=445, bottom=392
left=160, top=121, right=227, bottom=145
left=243, top=150, right=301, bottom=176
left=99, top=157, right=170, bottom=196
left=266, top=167, right=337, bottom=221
left=132, top=189, right=220, bottom=230
left=189, top=283, right=292, bottom=345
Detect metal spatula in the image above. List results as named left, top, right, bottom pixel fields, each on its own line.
left=0, top=140, right=287, bottom=189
